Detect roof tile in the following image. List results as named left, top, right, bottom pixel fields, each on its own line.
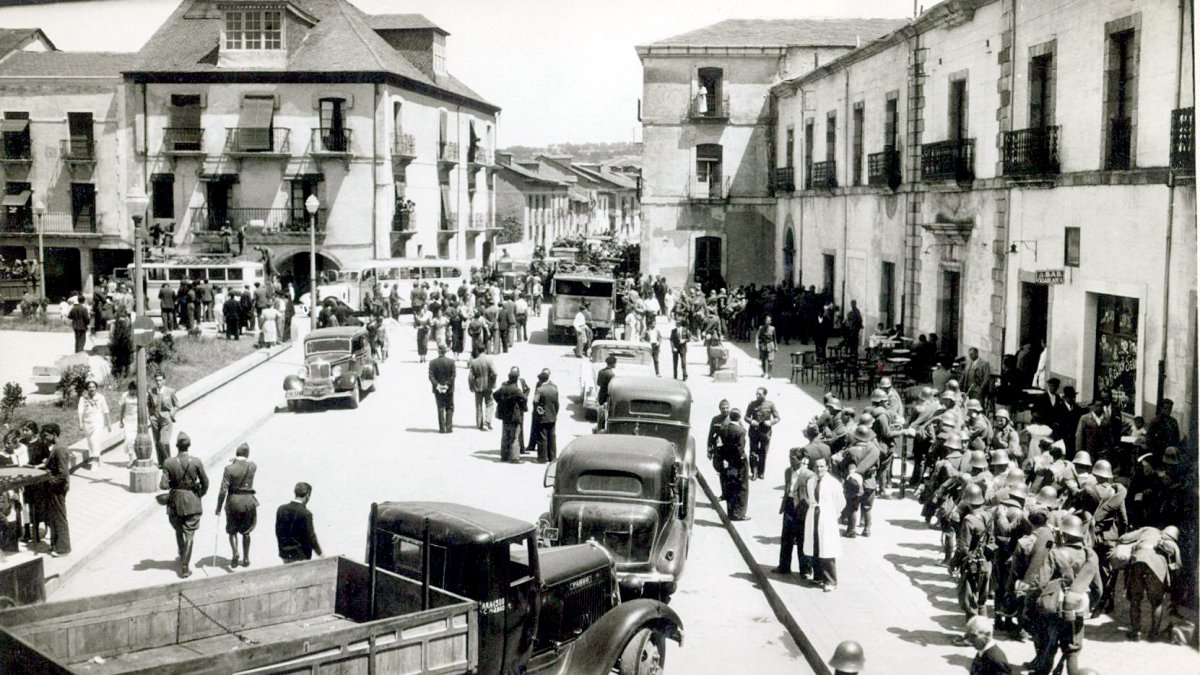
left=0, top=51, right=133, bottom=78
left=647, top=18, right=909, bottom=48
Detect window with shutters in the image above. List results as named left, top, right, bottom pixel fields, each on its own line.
left=1029, top=54, right=1054, bottom=129
left=151, top=174, right=174, bottom=220
left=803, top=120, right=814, bottom=187
left=852, top=104, right=864, bottom=186
left=949, top=79, right=968, bottom=142
left=1103, top=20, right=1139, bottom=170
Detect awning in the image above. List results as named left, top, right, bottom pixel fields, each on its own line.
left=440, top=185, right=452, bottom=218
left=199, top=174, right=240, bottom=183
left=568, top=186, right=590, bottom=203
left=1, top=119, right=29, bottom=133
left=2, top=191, right=31, bottom=207
left=238, top=96, right=274, bottom=129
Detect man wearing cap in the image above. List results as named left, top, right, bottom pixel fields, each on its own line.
left=963, top=347, right=992, bottom=403
left=1025, top=514, right=1101, bottom=675
left=965, top=399, right=993, bottom=452
left=1117, top=525, right=1181, bottom=641
left=492, top=368, right=528, bottom=463
left=529, top=369, right=559, bottom=463
left=715, top=409, right=750, bottom=520
left=160, top=432, right=209, bottom=578
left=951, top=483, right=993, bottom=633
left=215, top=443, right=258, bottom=569
left=746, top=387, right=782, bottom=481
left=428, top=345, right=457, bottom=433
left=1055, top=386, right=1083, bottom=442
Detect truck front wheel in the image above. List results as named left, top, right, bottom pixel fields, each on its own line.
left=617, top=628, right=665, bottom=675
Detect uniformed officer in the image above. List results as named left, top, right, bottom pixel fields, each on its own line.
left=707, top=399, right=731, bottom=498
left=951, top=483, right=993, bottom=637
left=842, top=425, right=880, bottom=537
left=715, top=409, right=750, bottom=521
left=160, top=432, right=209, bottom=578
left=215, top=442, right=259, bottom=569
left=868, top=389, right=897, bottom=497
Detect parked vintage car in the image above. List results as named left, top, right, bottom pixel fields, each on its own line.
left=540, top=435, right=693, bottom=601
left=282, top=326, right=378, bottom=411
left=579, top=340, right=658, bottom=419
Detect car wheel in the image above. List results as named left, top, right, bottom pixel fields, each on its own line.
left=617, top=628, right=666, bottom=675
left=348, top=383, right=360, bottom=409
left=287, top=400, right=298, bottom=413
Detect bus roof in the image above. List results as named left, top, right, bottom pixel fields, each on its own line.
left=335, top=259, right=475, bottom=271
left=133, top=257, right=261, bottom=266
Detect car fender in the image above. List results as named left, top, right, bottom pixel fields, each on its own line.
left=283, top=374, right=302, bottom=392
left=334, top=373, right=357, bottom=390
left=655, top=517, right=689, bottom=581
left=540, top=599, right=682, bottom=675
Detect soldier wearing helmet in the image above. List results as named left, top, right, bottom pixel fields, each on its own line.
left=1026, top=512, right=1101, bottom=674
left=878, top=375, right=905, bottom=421
left=964, top=398, right=993, bottom=452
left=828, top=639, right=864, bottom=674
left=991, top=408, right=1023, bottom=460
left=868, top=390, right=898, bottom=498
left=906, top=386, right=942, bottom=488
left=951, top=483, right=994, bottom=637
left=1079, top=457, right=1128, bottom=617
left=840, top=424, right=880, bottom=537
left=936, top=390, right=965, bottom=438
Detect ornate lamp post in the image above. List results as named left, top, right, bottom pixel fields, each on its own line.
left=31, top=196, right=46, bottom=301
left=305, top=194, right=320, bottom=331
left=125, top=185, right=157, bottom=493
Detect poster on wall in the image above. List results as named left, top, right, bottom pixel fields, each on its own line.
left=1095, top=294, right=1139, bottom=415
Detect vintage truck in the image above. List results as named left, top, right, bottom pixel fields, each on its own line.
left=0, top=501, right=681, bottom=675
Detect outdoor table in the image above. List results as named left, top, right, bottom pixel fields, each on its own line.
left=0, top=466, right=49, bottom=492
left=890, top=348, right=912, bottom=356
left=868, top=335, right=896, bottom=349
left=887, top=357, right=911, bottom=364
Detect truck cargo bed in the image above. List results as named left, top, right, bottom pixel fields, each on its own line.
left=0, top=557, right=477, bottom=675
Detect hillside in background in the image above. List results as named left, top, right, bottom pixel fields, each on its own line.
left=502, top=141, right=642, bottom=165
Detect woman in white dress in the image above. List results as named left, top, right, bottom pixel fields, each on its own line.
left=76, top=379, right=111, bottom=470
left=260, top=304, right=280, bottom=347
left=118, top=380, right=139, bottom=466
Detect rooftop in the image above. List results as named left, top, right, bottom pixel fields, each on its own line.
left=0, top=28, right=54, bottom=57
left=0, top=51, right=133, bottom=78
left=643, top=17, right=910, bottom=49
left=366, top=13, right=448, bottom=34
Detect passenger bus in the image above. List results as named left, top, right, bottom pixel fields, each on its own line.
left=546, top=271, right=616, bottom=342
left=299, top=258, right=474, bottom=314
left=125, top=258, right=266, bottom=315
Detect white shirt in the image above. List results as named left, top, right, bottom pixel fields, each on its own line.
left=573, top=310, right=588, bottom=331
left=645, top=325, right=662, bottom=345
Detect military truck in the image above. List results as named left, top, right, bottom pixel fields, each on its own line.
left=0, top=501, right=681, bottom=675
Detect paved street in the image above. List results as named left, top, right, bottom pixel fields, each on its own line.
left=53, top=319, right=809, bottom=675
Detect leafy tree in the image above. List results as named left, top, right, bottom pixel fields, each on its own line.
left=1, top=382, right=25, bottom=422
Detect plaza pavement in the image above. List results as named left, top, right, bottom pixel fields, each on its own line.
left=704, top=335, right=1199, bottom=675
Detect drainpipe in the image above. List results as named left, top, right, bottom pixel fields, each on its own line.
left=373, top=82, right=380, bottom=259
left=1158, top=0, right=1187, bottom=406
left=840, top=63, right=850, bottom=309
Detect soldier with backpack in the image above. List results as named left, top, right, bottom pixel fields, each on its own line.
left=1023, top=514, right=1102, bottom=675
left=951, top=483, right=994, bottom=645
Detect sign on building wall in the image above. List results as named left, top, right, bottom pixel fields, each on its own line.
left=1035, top=269, right=1064, bottom=285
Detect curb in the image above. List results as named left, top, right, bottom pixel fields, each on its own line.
left=45, top=405, right=280, bottom=596
left=65, top=342, right=293, bottom=471
left=696, top=470, right=832, bottom=675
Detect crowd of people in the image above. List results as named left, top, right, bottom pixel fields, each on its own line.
left=0, top=255, right=39, bottom=283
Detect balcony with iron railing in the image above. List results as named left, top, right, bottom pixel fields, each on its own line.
left=921, top=139, right=974, bottom=182
left=438, top=141, right=460, bottom=165
left=688, top=94, right=730, bottom=122
left=162, top=127, right=204, bottom=154
left=1002, top=126, right=1060, bottom=178
left=392, top=209, right=415, bottom=233
left=2, top=212, right=103, bottom=235
left=1, top=142, right=32, bottom=166
left=1105, top=117, right=1132, bottom=171
left=392, top=132, right=417, bottom=162
left=189, top=206, right=327, bottom=234
left=310, top=128, right=352, bottom=155
left=60, top=138, right=95, bottom=164
left=468, top=149, right=494, bottom=168
left=687, top=175, right=730, bottom=202
left=467, top=213, right=496, bottom=232
left=225, top=127, right=291, bottom=156
left=867, top=149, right=902, bottom=188
left=1171, top=107, right=1193, bottom=174
left=772, top=167, right=795, bottom=193
left=810, top=160, right=837, bottom=189
left=439, top=211, right=459, bottom=233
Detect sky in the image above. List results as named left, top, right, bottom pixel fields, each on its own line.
left=0, top=0, right=916, bottom=147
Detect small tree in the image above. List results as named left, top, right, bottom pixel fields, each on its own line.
left=109, top=317, right=134, bottom=378
left=1, top=382, right=25, bottom=422
left=56, top=364, right=91, bottom=407
left=495, top=216, right=524, bottom=246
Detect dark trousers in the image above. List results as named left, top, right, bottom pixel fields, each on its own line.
left=779, top=502, right=808, bottom=574
left=672, top=346, right=688, bottom=379
left=434, top=393, right=454, bottom=433
left=534, top=423, right=557, bottom=463
left=749, top=432, right=771, bottom=479
left=501, top=327, right=513, bottom=352
left=500, top=422, right=522, bottom=462
left=45, top=491, right=70, bottom=554
left=957, top=559, right=991, bottom=618
left=857, top=486, right=876, bottom=531
left=0, top=517, right=20, bottom=553
left=516, top=316, right=528, bottom=341
left=73, top=329, right=87, bottom=353
left=810, top=506, right=837, bottom=586
left=723, top=467, right=749, bottom=519
left=474, top=391, right=494, bottom=429
left=650, top=343, right=660, bottom=375
left=162, top=309, right=177, bottom=331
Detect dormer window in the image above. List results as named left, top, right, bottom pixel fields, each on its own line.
left=225, top=8, right=283, bottom=50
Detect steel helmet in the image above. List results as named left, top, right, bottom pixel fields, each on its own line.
left=870, top=388, right=888, bottom=403
left=990, top=450, right=1010, bottom=467
left=1072, top=451, right=1093, bottom=467
left=969, top=450, right=989, bottom=470
left=942, top=434, right=963, bottom=451
left=1002, top=483, right=1028, bottom=507
left=858, top=412, right=876, bottom=426
left=853, top=425, right=875, bottom=443
left=994, top=408, right=1011, bottom=420
left=940, top=390, right=957, bottom=401
left=1037, top=485, right=1059, bottom=507
left=1091, top=459, right=1114, bottom=480
left=880, top=376, right=894, bottom=388
left=827, top=398, right=844, bottom=412
left=1006, top=465, right=1026, bottom=482
left=1163, top=525, right=1181, bottom=542
left=962, top=483, right=986, bottom=507
left=828, top=640, right=865, bottom=673
left=965, top=398, right=984, bottom=413
left=1058, top=514, right=1086, bottom=541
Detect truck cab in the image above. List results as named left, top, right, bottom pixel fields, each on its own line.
left=369, top=502, right=682, bottom=675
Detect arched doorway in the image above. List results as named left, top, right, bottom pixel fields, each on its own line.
left=782, top=225, right=796, bottom=287
left=277, top=250, right=341, bottom=298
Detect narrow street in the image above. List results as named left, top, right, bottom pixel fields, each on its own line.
left=54, top=320, right=810, bottom=674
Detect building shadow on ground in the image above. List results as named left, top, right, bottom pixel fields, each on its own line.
left=887, top=517, right=935, bottom=531
left=132, top=558, right=181, bottom=572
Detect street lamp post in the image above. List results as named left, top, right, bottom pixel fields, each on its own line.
left=31, top=197, right=46, bottom=301
left=125, top=186, right=156, bottom=493
left=305, top=194, right=320, bottom=331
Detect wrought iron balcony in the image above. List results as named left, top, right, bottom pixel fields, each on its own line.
left=467, top=213, right=495, bottom=231
left=921, top=139, right=974, bottom=182
left=1171, top=107, right=1193, bottom=174
left=867, top=149, right=902, bottom=187
left=60, top=138, right=95, bottom=163
left=311, top=128, right=352, bottom=155
left=438, top=141, right=459, bottom=165
left=688, top=94, right=730, bottom=122
left=393, top=132, right=416, bottom=161
left=811, top=160, right=837, bottom=189
left=772, top=167, right=795, bottom=193
left=439, top=211, right=459, bottom=232
left=1002, top=126, right=1060, bottom=177
left=1105, top=117, right=1132, bottom=170
left=468, top=149, right=493, bottom=167
left=3, top=212, right=103, bottom=234
left=225, top=127, right=290, bottom=155
left=392, top=209, right=414, bottom=233
left=163, top=127, right=203, bottom=154
left=190, top=206, right=326, bottom=233
left=688, top=175, right=730, bottom=202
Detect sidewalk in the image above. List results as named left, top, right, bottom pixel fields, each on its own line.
left=11, top=338, right=302, bottom=594
left=695, top=336, right=1198, bottom=674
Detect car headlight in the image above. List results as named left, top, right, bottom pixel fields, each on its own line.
left=296, top=367, right=307, bottom=379
left=332, top=364, right=344, bottom=377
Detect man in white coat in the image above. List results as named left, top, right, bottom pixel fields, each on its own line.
left=804, top=456, right=845, bottom=592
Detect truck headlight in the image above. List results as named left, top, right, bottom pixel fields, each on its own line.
left=332, top=364, right=344, bottom=377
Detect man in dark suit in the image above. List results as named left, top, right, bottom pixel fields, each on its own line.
left=276, top=482, right=322, bottom=564
left=1033, top=377, right=1065, bottom=425
left=707, top=399, right=731, bottom=499
left=67, top=295, right=90, bottom=353
left=1057, top=386, right=1084, bottom=441
left=498, top=293, right=517, bottom=353
left=160, top=432, right=209, bottom=578
left=428, top=345, right=456, bottom=433
left=148, top=373, right=179, bottom=467
left=530, top=369, right=559, bottom=463
left=40, top=424, right=71, bottom=557
left=215, top=443, right=258, bottom=569
left=467, top=347, right=497, bottom=430
left=158, top=283, right=178, bottom=331
left=715, top=409, right=750, bottom=521
left=669, top=320, right=690, bottom=380
left=966, top=616, right=1012, bottom=674
left=492, top=368, right=528, bottom=463
left=1075, top=400, right=1110, bottom=459
left=775, top=448, right=812, bottom=576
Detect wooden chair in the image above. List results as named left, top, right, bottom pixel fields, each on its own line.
left=801, top=351, right=818, bottom=383
left=789, top=351, right=804, bottom=384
